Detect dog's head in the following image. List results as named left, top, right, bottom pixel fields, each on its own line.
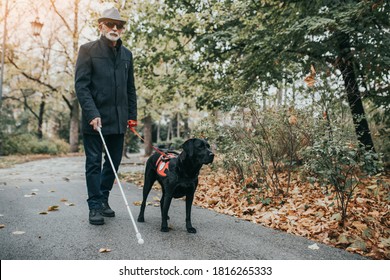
left=181, top=138, right=214, bottom=165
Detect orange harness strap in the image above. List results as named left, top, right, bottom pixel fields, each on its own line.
left=155, top=154, right=176, bottom=177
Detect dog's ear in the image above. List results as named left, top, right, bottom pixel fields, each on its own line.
left=181, top=139, right=194, bottom=157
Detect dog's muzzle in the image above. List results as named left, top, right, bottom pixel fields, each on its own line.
left=205, top=152, right=214, bottom=164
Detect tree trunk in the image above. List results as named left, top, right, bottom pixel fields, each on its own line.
left=337, top=33, right=375, bottom=151
left=69, top=97, right=80, bottom=152
left=143, top=115, right=153, bottom=156
left=70, top=0, right=80, bottom=153
left=277, top=83, right=283, bottom=108
left=37, top=100, right=45, bottom=140
left=157, top=120, right=161, bottom=142
left=50, top=0, right=81, bottom=153
left=176, top=113, right=180, bottom=138
left=166, top=121, right=172, bottom=142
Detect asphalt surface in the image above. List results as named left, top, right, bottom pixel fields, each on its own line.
left=0, top=154, right=366, bottom=260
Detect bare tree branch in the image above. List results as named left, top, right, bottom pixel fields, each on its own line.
left=49, top=0, right=73, bottom=34
left=7, top=56, right=58, bottom=93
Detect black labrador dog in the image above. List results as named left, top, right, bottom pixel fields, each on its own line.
left=137, top=138, right=214, bottom=233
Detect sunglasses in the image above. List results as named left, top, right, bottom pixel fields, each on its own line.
left=103, top=22, right=125, bottom=30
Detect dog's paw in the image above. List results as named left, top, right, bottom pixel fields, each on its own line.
left=187, top=227, right=197, bottom=234
left=137, top=217, right=145, bottom=223
left=160, top=226, right=169, bottom=232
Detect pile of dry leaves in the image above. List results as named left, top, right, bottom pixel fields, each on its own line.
left=195, top=168, right=389, bottom=260
left=123, top=167, right=389, bottom=259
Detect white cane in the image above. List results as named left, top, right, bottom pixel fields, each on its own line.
left=97, top=127, right=144, bottom=245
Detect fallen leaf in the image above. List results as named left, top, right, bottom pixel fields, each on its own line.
left=99, top=248, right=111, bottom=253
left=287, top=215, right=298, bottom=221
left=379, top=237, right=390, bottom=248
left=362, top=228, right=372, bottom=239
left=60, top=198, right=68, bottom=202
left=308, top=243, right=319, bottom=250
left=352, top=221, right=367, bottom=231
left=337, top=234, right=350, bottom=245
left=310, top=64, right=316, bottom=75
left=39, top=212, right=48, bottom=215
left=288, top=115, right=298, bottom=125
left=304, top=75, right=315, bottom=87
left=356, top=197, right=365, bottom=204
left=349, top=240, right=367, bottom=251
left=133, top=201, right=142, bottom=206
left=208, top=198, right=219, bottom=206
left=368, top=211, right=380, bottom=218
left=331, top=213, right=341, bottom=221
left=47, top=205, right=59, bottom=211
left=315, top=210, right=325, bottom=218
left=12, top=231, right=26, bottom=235
left=64, top=202, right=75, bottom=206
left=0, top=224, right=5, bottom=229
left=24, top=194, right=34, bottom=198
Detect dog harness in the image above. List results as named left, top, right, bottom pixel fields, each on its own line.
left=156, top=153, right=177, bottom=177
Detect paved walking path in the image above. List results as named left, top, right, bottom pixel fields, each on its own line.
left=0, top=154, right=365, bottom=260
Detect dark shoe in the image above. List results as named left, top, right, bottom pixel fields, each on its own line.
left=101, top=202, right=115, bottom=217
left=89, top=209, right=104, bottom=225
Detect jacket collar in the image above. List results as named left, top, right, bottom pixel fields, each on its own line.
left=100, top=35, right=122, bottom=50
left=100, top=35, right=123, bottom=62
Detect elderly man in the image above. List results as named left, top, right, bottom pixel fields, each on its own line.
left=75, top=7, right=137, bottom=225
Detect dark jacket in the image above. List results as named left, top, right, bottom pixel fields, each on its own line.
left=75, top=36, right=137, bottom=135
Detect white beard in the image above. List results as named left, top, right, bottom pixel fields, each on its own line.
left=104, top=31, right=120, bottom=42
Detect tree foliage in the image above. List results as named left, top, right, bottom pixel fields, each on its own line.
left=157, top=0, right=389, bottom=150
left=1, top=0, right=388, bottom=157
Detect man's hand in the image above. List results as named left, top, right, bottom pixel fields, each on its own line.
left=128, top=120, right=137, bottom=128
left=89, top=117, right=102, bottom=131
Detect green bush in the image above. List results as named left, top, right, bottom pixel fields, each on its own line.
left=125, top=130, right=140, bottom=154
left=196, top=108, right=313, bottom=198
left=196, top=106, right=383, bottom=223
left=1, top=133, right=69, bottom=155
left=171, top=137, right=186, bottom=150
left=157, top=137, right=185, bottom=150
left=303, top=126, right=383, bottom=226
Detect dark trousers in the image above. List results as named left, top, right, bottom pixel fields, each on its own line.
left=83, top=133, right=124, bottom=210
